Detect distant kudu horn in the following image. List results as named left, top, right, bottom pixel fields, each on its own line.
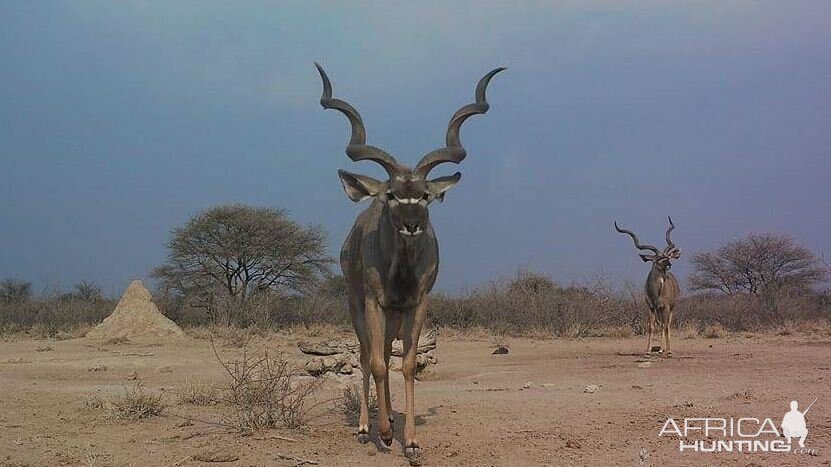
left=614, top=221, right=660, bottom=255
left=663, top=216, right=677, bottom=255
left=663, top=216, right=681, bottom=257
left=315, top=62, right=401, bottom=177
left=415, top=67, right=506, bottom=178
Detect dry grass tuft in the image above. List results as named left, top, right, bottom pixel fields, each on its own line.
left=680, top=321, right=700, bottom=340
left=337, top=383, right=377, bottom=425
left=108, top=384, right=166, bottom=420
left=702, top=323, right=728, bottom=339
left=175, top=379, right=219, bottom=406
left=606, top=324, right=634, bottom=339
left=82, top=385, right=165, bottom=421
left=81, top=393, right=106, bottom=411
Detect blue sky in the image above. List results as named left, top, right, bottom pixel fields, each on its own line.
left=1, top=1, right=829, bottom=295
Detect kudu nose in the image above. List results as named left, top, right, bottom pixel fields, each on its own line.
left=404, top=223, right=420, bottom=234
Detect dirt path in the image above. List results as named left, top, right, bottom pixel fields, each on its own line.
left=0, top=332, right=829, bottom=466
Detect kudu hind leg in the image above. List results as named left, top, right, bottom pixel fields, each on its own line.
left=665, top=308, right=673, bottom=358
left=357, top=344, right=371, bottom=443
left=383, top=313, right=402, bottom=432
left=645, top=311, right=655, bottom=355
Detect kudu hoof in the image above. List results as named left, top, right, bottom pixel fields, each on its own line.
left=357, top=425, right=370, bottom=444
left=404, top=443, right=422, bottom=461
left=381, top=431, right=394, bottom=446
left=665, top=352, right=673, bottom=359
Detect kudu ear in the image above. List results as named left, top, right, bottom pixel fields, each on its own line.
left=337, top=170, right=384, bottom=202
left=639, top=254, right=659, bottom=263
left=427, top=172, right=461, bottom=202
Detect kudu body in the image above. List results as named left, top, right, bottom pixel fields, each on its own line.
left=316, top=63, right=503, bottom=457
left=615, top=217, right=681, bottom=357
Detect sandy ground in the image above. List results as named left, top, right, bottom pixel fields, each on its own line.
left=0, top=331, right=829, bottom=467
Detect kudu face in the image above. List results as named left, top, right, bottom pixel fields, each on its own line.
left=615, top=216, right=681, bottom=270
left=338, top=167, right=460, bottom=238
left=316, top=62, right=504, bottom=238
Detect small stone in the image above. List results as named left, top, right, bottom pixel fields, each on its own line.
left=347, top=354, right=359, bottom=368
left=583, top=384, right=600, bottom=394
left=565, top=439, right=582, bottom=449
left=192, top=449, right=239, bottom=462
left=492, top=345, right=509, bottom=355
left=637, top=362, right=653, bottom=368
left=126, top=371, right=139, bottom=381
left=522, top=381, right=534, bottom=389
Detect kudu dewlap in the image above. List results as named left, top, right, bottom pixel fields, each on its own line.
left=315, top=62, right=504, bottom=457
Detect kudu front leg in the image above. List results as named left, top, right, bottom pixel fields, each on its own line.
left=401, top=303, right=427, bottom=459
left=365, top=299, right=393, bottom=446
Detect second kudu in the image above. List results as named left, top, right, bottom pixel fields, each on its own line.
left=316, top=63, right=504, bottom=457
left=615, top=217, right=681, bottom=357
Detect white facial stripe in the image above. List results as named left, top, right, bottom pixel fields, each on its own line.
left=398, top=228, right=424, bottom=236
left=394, top=197, right=422, bottom=205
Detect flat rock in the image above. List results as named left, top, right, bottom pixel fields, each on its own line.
left=391, top=328, right=437, bottom=356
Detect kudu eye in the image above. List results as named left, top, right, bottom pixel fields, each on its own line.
left=421, top=192, right=430, bottom=201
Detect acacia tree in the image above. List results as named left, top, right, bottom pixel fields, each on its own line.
left=689, top=233, right=827, bottom=295
left=0, top=278, right=32, bottom=304
left=153, top=204, right=332, bottom=310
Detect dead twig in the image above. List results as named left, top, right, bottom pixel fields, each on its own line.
left=275, top=453, right=319, bottom=466
left=112, top=351, right=154, bottom=357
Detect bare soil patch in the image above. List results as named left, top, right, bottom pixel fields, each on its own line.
left=0, top=332, right=828, bottom=466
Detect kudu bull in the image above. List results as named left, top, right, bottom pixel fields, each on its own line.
left=615, top=217, right=681, bottom=357
left=316, top=63, right=504, bottom=457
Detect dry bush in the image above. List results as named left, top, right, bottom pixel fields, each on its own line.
left=701, top=323, right=728, bottom=339
left=337, top=383, right=377, bottom=425
left=212, top=325, right=255, bottom=348
left=107, top=384, right=166, bottom=420
left=675, top=288, right=830, bottom=333
left=213, top=342, right=323, bottom=432
left=158, top=277, right=349, bottom=332
left=429, top=270, right=637, bottom=337
left=0, top=296, right=114, bottom=337
left=175, top=379, right=219, bottom=406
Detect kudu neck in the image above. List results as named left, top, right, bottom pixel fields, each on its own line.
left=649, top=262, right=670, bottom=279
left=379, top=203, right=430, bottom=259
